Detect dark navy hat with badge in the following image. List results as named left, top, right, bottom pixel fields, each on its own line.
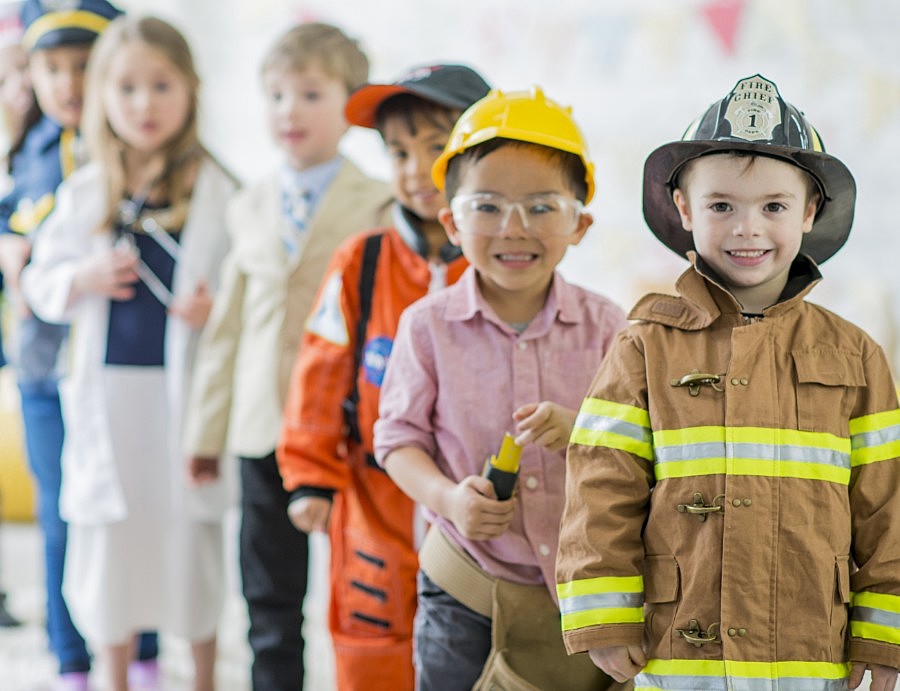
left=20, top=0, right=122, bottom=52
left=643, top=74, right=856, bottom=265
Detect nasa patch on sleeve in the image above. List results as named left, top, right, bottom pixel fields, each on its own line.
left=362, top=336, right=393, bottom=386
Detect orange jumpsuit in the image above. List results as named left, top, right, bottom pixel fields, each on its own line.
left=277, top=219, right=468, bottom=691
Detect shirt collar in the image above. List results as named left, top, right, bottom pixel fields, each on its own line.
left=280, top=155, right=343, bottom=216
left=445, top=266, right=582, bottom=335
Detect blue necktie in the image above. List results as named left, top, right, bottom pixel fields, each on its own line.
left=282, top=186, right=311, bottom=258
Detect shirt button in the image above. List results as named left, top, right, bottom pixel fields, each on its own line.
left=539, top=544, right=551, bottom=556
left=517, top=342, right=528, bottom=351
left=525, top=476, right=538, bottom=490
left=727, top=628, right=737, bottom=636
left=732, top=498, right=742, bottom=507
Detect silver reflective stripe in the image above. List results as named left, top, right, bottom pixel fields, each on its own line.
left=851, top=423, right=900, bottom=450
left=654, top=441, right=849, bottom=469
left=635, top=673, right=846, bottom=691
left=558, top=591, right=643, bottom=615
left=574, top=412, right=651, bottom=444
left=852, top=605, right=900, bottom=629
left=634, top=672, right=725, bottom=690
left=655, top=441, right=724, bottom=465
left=730, top=678, right=847, bottom=691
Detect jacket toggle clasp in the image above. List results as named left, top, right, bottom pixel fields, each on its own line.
left=676, top=619, right=721, bottom=648
left=676, top=492, right=724, bottom=522
left=670, top=370, right=724, bottom=396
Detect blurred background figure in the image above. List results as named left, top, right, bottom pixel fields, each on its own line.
left=0, top=5, right=33, bottom=189
left=0, top=0, right=31, bottom=631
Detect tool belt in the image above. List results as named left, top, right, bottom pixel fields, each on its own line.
left=419, top=526, right=628, bottom=691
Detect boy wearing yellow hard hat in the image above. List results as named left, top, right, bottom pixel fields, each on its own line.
left=375, top=87, right=627, bottom=690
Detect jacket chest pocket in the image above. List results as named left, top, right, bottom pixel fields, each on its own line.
left=792, top=349, right=864, bottom=433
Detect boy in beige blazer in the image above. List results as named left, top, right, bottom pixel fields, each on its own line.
left=183, top=23, right=391, bottom=691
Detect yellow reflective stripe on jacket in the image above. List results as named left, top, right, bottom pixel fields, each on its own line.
left=851, top=591, right=900, bottom=644
left=557, top=575, right=643, bottom=631
left=570, top=398, right=652, bottom=460
left=634, top=658, right=850, bottom=690
left=849, top=409, right=900, bottom=466
left=653, top=426, right=851, bottom=484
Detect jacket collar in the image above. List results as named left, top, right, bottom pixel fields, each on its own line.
left=629, top=251, right=822, bottom=329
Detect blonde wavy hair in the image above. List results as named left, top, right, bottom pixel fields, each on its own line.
left=82, top=15, right=202, bottom=232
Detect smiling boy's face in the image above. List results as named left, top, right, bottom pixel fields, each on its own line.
left=381, top=109, right=455, bottom=222
left=439, top=144, right=591, bottom=322
left=672, top=153, right=818, bottom=313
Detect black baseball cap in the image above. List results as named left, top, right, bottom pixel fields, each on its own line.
left=345, top=63, right=490, bottom=129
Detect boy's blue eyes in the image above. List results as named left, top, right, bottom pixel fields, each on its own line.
left=119, top=82, right=172, bottom=94
left=708, top=202, right=786, bottom=212
left=269, top=91, right=322, bottom=102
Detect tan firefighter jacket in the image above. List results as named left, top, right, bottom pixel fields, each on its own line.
left=556, top=255, right=900, bottom=690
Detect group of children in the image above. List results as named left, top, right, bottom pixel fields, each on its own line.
left=0, top=2, right=898, bottom=691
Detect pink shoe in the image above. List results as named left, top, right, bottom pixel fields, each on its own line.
left=53, top=671, right=90, bottom=691
left=128, top=659, right=161, bottom=689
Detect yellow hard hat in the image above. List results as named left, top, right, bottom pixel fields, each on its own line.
left=432, top=87, right=595, bottom=203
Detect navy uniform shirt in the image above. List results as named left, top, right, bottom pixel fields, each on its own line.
left=0, top=114, right=78, bottom=383
left=0, top=115, right=79, bottom=236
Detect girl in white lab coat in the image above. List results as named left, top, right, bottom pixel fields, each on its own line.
left=21, top=15, right=236, bottom=691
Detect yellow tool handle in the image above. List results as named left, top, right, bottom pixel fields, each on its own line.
left=491, top=433, right=522, bottom=472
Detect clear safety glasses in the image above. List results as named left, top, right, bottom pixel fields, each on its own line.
left=450, top=193, right=584, bottom=238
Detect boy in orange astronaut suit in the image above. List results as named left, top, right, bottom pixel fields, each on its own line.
left=276, top=63, right=490, bottom=690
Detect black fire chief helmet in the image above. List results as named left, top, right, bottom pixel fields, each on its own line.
left=642, top=74, right=856, bottom=264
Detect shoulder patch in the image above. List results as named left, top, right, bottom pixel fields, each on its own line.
left=306, top=271, right=349, bottom=346
left=629, top=292, right=714, bottom=331
left=9, top=193, right=55, bottom=235
left=650, top=300, right=685, bottom=318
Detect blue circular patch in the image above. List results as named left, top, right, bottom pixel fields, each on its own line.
left=362, top=336, right=393, bottom=387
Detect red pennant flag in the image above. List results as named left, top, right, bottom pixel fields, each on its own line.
left=702, top=0, right=746, bottom=55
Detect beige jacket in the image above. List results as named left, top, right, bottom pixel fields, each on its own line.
left=184, top=159, right=391, bottom=458
left=557, top=257, right=900, bottom=688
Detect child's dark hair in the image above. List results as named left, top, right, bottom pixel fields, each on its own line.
left=443, top=138, right=588, bottom=203
left=375, top=93, right=460, bottom=138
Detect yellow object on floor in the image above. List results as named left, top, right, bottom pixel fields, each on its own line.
left=0, top=372, right=35, bottom=523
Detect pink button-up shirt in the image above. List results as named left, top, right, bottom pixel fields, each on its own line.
left=375, top=266, right=627, bottom=595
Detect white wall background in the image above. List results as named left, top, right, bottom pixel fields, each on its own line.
left=120, top=0, right=900, bottom=366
